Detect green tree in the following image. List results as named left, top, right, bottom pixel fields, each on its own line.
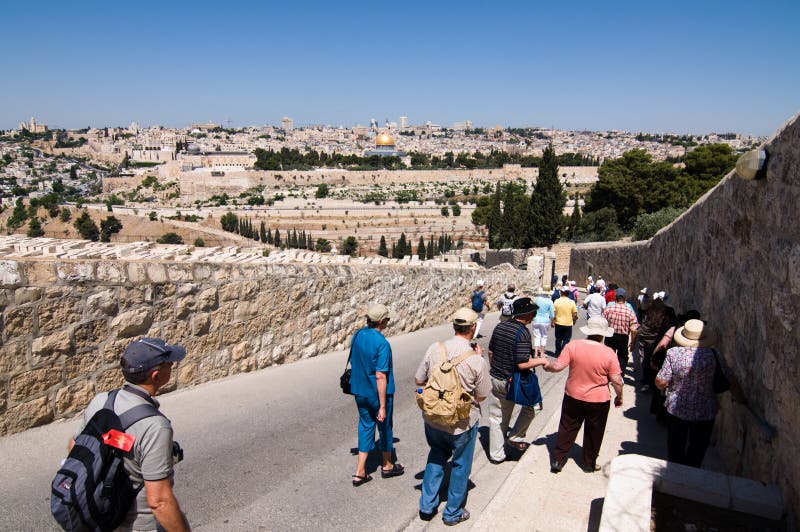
left=148, top=211, right=157, bottom=221
left=631, top=207, right=685, bottom=241
left=315, top=183, right=329, bottom=198
left=7, top=198, right=28, bottom=229
left=157, top=232, right=184, bottom=244
left=194, top=237, right=206, bottom=247
left=273, top=228, right=281, bottom=247
left=315, top=238, right=332, bottom=252
left=487, top=182, right=503, bottom=248
left=342, top=236, right=358, bottom=256
left=576, top=207, right=623, bottom=242
left=100, top=216, right=123, bottom=242
left=378, top=235, right=388, bottom=257
left=259, top=221, right=267, bottom=243
left=451, top=204, right=461, bottom=216
left=528, top=143, right=566, bottom=246
left=584, top=149, right=679, bottom=230
left=567, top=194, right=582, bottom=240
left=440, top=206, right=449, bottom=216
left=220, top=211, right=238, bottom=232
left=26, top=217, right=45, bottom=237
left=73, top=211, right=99, bottom=241
left=417, top=236, right=426, bottom=260
left=59, top=207, right=72, bottom=223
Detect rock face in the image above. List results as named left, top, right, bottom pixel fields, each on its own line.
left=0, top=258, right=534, bottom=436
left=569, top=113, right=800, bottom=522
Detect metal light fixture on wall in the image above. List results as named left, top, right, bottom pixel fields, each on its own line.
left=735, top=149, right=768, bottom=180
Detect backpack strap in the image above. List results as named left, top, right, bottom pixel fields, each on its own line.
left=451, top=349, right=477, bottom=367
left=438, top=342, right=448, bottom=363
left=107, top=386, right=164, bottom=430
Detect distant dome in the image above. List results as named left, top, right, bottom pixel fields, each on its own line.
left=375, top=133, right=395, bottom=146
left=187, top=144, right=201, bottom=153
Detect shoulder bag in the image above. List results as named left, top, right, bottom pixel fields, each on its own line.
left=505, top=324, right=543, bottom=406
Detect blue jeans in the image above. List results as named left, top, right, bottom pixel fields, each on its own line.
left=355, top=394, right=394, bottom=453
left=554, top=324, right=572, bottom=357
left=419, top=423, right=478, bottom=522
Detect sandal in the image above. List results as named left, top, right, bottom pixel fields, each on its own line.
left=352, top=474, right=372, bottom=487
left=381, top=463, right=405, bottom=479
left=506, top=441, right=530, bottom=451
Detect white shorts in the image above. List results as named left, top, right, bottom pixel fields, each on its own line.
left=532, top=322, right=549, bottom=347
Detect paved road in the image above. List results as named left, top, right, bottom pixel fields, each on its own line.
left=0, top=310, right=586, bottom=531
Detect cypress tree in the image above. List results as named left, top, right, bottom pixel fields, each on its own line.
left=267, top=228, right=273, bottom=244
left=528, top=143, right=566, bottom=246
left=390, top=242, right=396, bottom=259
left=417, top=236, right=426, bottom=260
left=259, top=221, right=267, bottom=243
left=568, top=194, right=582, bottom=240
left=378, top=235, right=388, bottom=257
left=274, top=228, right=281, bottom=247
left=307, top=233, right=314, bottom=250
left=487, top=182, right=503, bottom=248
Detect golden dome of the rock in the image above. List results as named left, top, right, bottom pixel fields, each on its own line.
left=375, top=133, right=395, bottom=146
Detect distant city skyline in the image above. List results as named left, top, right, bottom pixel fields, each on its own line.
left=1, top=1, right=798, bottom=136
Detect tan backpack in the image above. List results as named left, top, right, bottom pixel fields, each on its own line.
left=416, top=343, right=476, bottom=427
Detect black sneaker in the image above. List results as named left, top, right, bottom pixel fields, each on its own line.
left=443, top=509, right=470, bottom=526
left=550, top=458, right=566, bottom=473
left=419, top=509, right=437, bottom=521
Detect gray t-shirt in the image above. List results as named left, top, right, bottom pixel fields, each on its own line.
left=415, top=336, right=491, bottom=434
left=74, top=384, right=174, bottom=531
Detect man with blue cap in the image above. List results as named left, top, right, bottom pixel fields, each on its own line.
left=67, top=337, right=190, bottom=531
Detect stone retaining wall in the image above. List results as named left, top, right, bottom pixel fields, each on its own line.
left=569, top=114, right=800, bottom=522
left=0, top=259, right=534, bottom=436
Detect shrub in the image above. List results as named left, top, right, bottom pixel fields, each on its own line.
left=632, top=207, right=685, bottom=241
left=157, top=232, right=184, bottom=244
left=193, top=237, right=205, bottom=247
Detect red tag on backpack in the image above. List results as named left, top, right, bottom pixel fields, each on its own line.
left=102, top=429, right=136, bottom=452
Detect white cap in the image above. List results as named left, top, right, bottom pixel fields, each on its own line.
left=477, top=279, right=485, bottom=286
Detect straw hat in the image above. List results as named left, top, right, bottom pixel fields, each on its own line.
left=673, top=319, right=717, bottom=348
left=579, top=317, right=614, bottom=338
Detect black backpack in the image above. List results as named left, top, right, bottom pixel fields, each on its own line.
left=51, top=388, right=162, bottom=532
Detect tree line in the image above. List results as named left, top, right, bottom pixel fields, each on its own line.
left=253, top=147, right=597, bottom=172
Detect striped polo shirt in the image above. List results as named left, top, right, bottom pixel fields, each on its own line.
left=488, top=319, right=532, bottom=380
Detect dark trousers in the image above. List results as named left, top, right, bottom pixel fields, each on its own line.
left=553, top=394, right=610, bottom=467
left=666, top=413, right=714, bottom=468
left=605, top=333, right=629, bottom=374
left=554, top=325, right=572, bottom=357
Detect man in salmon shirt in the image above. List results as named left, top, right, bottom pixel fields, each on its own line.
left=543, top=317, right=624, bottom=473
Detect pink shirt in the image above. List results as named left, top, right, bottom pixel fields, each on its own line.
left=553, top=339, right=621, bottom=403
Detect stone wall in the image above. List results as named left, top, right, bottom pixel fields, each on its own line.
left=569, top=114, right=800, bottom=520
left=0, top=258, right=534, bottom=436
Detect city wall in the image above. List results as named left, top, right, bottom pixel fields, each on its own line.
left=569, top=114, right=800, bottom=520
left=0, top=259, right=533, bottom=436
left=168, top=166, right=599, bottom=199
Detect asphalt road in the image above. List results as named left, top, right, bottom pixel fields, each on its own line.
left=0, top=311, right=585, bottom=531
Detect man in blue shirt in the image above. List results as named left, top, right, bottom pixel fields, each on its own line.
left=349, top=303, right=404, bottom=486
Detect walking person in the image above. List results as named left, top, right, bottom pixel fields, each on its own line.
left=553, top=285, right=578, bottom=358
left=532, top=292, right=555, bottom=359
left=603, top=288, right=639, bottom=375
left=64, top=338, right=191, bottom=532
left=496, top=283, right=518, bottom=323
left=486, top=297, right=548, bottom=463
left=470, top=279, right=488, bottom=339
left=544, top=318, right=624, bottom=473
left=349, top=304, right=404, bottom=486
left=415, top=308, right=491, bottom=526
left=584, top=286, right=607, bottom=319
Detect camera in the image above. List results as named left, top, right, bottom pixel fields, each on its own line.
left=172, top=441, right=184, bottom=463
left=470, top=342, right=478, bottom=350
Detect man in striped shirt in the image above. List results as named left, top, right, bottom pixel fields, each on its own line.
left=602, top=288, right=639, bottom=374
left=486, top=297, right=548, bottom=463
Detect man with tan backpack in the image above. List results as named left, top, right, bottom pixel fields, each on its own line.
left=414, top=308, right=490, bottom=526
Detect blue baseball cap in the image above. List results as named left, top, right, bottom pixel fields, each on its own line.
left=121, top=337, right=186, bottom=374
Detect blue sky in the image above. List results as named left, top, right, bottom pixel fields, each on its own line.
left=1, top=1, right=798, bottom=135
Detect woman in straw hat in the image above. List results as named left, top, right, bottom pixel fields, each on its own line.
left=655, top=319, right=724, bottom=468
